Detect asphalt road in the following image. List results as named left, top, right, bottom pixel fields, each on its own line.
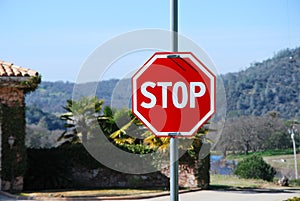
left=0, top=189, right=299, bottom=201
left=102, top=189, right=300, bottom=201
left=0, top=195, right=14, bottom=200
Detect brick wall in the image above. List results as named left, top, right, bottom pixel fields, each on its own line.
left=0, top=86, right=26, bottom=191
left=0, top=86, right=25, bottom=107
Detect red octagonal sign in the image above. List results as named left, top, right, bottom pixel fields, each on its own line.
left=132, top=52, right=216, bottom=137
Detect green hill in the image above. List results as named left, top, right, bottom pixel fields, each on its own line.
left=223, top=47, right=300, bottom=119
left=25, top=79, right=120, bottom=114
left=25, top=47, right=300, bottom=121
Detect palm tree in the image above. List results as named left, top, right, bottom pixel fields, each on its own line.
left=107, top=109, right=211, bottom=157
left=59, top=96, right=104, bottom=144
left=143, top=125, right=210, bottom=155
left=101, top=107, right=139, bottom=147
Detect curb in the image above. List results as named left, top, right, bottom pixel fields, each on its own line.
left=49, top=188, right=201, bottom=200
left=0, top=190, right=34, bottom=200
left=1, top=188, right=202, bottom=201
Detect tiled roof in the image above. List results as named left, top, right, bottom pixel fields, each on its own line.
left=0, top=60, right=39, bottom=77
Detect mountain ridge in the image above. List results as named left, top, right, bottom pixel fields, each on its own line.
left=25, top=47, right=300, bottom=120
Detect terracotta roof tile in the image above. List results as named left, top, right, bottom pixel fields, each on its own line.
left=0, top=60, right=39, bottom=77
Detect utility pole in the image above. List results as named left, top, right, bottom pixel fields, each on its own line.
left=288, top=123, right=298, bottom=179
left=170, top=0, right=179, bottom=201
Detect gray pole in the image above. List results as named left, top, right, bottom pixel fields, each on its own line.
left=170, top=135, right=179, bottom=201
left=170, top=0, right=179, bottom=201
left=289, top=125, right=299, bottom=179
left=170, top=0, right=178, bottom=52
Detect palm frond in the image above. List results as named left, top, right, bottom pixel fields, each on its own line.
left=110, top=118, right=135, bottom=139
left=57, top=131, right=67, bottom=141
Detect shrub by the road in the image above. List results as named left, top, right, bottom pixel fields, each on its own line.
left=284, top=197, right=300, bottom=201
left=234, top=155, right=276, bottom=182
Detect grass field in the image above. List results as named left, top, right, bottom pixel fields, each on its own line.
left=225, top=149, right=299, bottom=179
left=227, top=149, right=298, bottom=160
left=264, top=154, right=300, bottom=179
left=210, top=174, right=280, bottom=189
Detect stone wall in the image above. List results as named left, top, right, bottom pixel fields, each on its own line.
left=70, top=162, right=200, bottom=189
left=24, top=145, right=210, bottom=190
left=69, top=154, right=209, bottom=189
left=0, top=86, right=25, bottom=107
left=160, top=153, right=210, bottom=189
left=161, top=164, right=198, bottom=188
left=71, top=165, right=169, bottom=189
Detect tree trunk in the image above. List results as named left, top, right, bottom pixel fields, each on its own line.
left=244, top=141, right=250, bottom=155
left=223, top=147, right=227, bottom=158
left=197, top=154, right=210, bottom=189
left=82, top=131, right=87, bottom=144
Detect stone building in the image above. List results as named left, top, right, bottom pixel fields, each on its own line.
left=0, top=60, right=40, bottom=191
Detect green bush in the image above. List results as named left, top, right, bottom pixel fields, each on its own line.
left=284, top=197, right=300, bottom=201
left=289, top=179, right=300, bottom=187
left=234, top=155, right=276, bottom=181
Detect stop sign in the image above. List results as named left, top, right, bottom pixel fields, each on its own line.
left=132, top=52, right=216, bottom=137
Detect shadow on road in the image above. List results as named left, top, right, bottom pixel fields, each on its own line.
left=210, top=185, right=300, bottom=194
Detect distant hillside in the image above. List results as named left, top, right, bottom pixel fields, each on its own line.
left=26, top=47, right=300, bottom=120
left=25, top=79, right=122, bottom=114
left=223, top=47, right=300, bottom=119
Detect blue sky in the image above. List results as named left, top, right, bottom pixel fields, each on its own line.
left=1, top=0, right=300, bottom=81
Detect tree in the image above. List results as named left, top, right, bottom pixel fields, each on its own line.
left=234, top=155, right=276, bottom=181
left=215, top=113, right=288, bottom=156
left=26, top=124, right=63, bottom=148
left=59, top=96, right=104, bottom=144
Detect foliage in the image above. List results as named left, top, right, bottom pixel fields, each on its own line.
left=234, top=155, right=276, bottom=182
left=227, top=149, right=296, bottom=160
left=105, top=108, right=137, bottom=145
left=59, top=96, right=104, bottom=144
left=284, top=197, right=300, bottom=201
left=214, top=113, right=293, bottom=156
left=25, top=124, right=63, bottom=148
left=289, top=179, right=300, bottom=187
left=26, top=106, right=64, bottom=130
left=26, top=79, right=119, bottom=114
left=108, top=116, right=211, bottom=161
left=224, top=47, right=300, bottom=119
left=21, top=75, right=41, bottom=93
left=141, top=125, right=210, bottom=156
left=0, top=104, right=27, bottom=181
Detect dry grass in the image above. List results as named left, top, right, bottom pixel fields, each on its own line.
left=22, top=189, right=164, bottom=198
left=210, top=174, right=279, bottom=189
left=264, top=154, right=300, bottom=178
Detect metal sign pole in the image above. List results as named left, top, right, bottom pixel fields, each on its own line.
left=171, top=0, right=178, bottom=52
left=170, top=1, right=179, bottom=201
left=170, top=134, right=179, bottom=201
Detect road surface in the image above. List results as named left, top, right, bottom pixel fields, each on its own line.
left=0, top=189, right=299, bottom=201
left=102, top=189, right=300, bottom=201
